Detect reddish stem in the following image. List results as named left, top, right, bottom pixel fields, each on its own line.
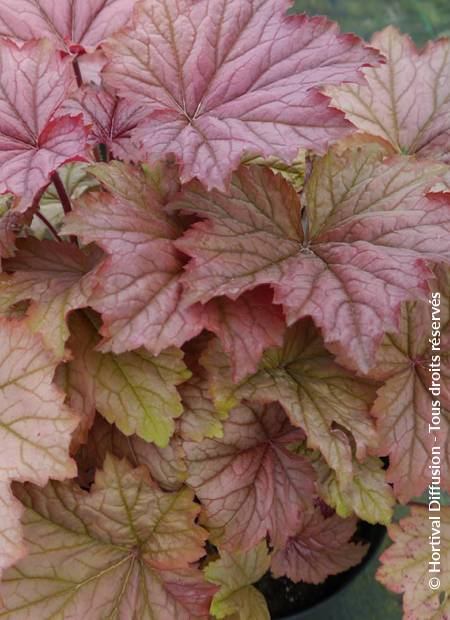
left=51, top=171, right=72, bottom=215
left=50, top=171, right=78, bottom=245
left=35, top=211, right=62, bottom=242
left=73, top=56, right=83, bottom=87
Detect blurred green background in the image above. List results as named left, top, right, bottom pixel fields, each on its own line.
left=291, top=0, right=450, bottom=44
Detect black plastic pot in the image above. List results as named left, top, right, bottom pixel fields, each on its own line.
left=256, top=523, right=387, bottom=620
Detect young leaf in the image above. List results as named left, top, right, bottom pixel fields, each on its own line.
left=243, top=150, right=307, bottom=192
left=90, top=159, right=180, bottom=206
left=377, top=506, right=450, bottom=620
left=179, top=371, right=227, bottom=442
left=0, top=456, right=215, bottom=619
left=0, top=319, right=78, bottom=577
left=327, top=27, right=450, bottom=160
left=31, top=163, right=98, bottom=240
left=0, top=0, right=137, bottom=52
left=201, top=320, right=378, bottom=485
left=271, top=506, right=368, bottom=584
left=0, top=238, right=100, bottom=358
left=367, top=265, right=450, bottom=502
left=312, top=453, right=395, bottom=525
left=103, top=0, right=381, bottom=191
left=205, top=541, right=271, bottom=620
left=174, top=142, right=450, bottom=372
left=63, top=164, right=205, bottom=355
left=184, top=401, right=315, bottom=551
left=0, top=39, right=88, bottom=211
left=62, top=86, right=149, bottom=161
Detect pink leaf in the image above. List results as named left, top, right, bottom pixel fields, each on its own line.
left=377, top=506, right=450, bottom=620
left=367, top=265, right=450, bottom=502
left=0, top=39, right=88, bottom=211
left=62, top=85, right=149, bottom=161
left=201, top=320, right=378, bottom=485
left=271, top=506, right=368, bottom=584
left=63, top=163, right=205, bottom=354
left=203, top=287, right=286, bottom=382
left=76, top=414, right=187, bottom=491
left=55, top=312, right=99, bottom=452
left=174, top=140, right=450, bottom=372
left=0, top=238, right=101, bottom=358
left=103, top=0, right=381, bottom=190
left=0, top=319, right=78, bottom=578
left=0, top=481, right=26, bottom=583
left=0, top=0, right=137, bottom=52
left=184, top=401, right=315, bottom=551
left=327, top=27, right=450, bottom=161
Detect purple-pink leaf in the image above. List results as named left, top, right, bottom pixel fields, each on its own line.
left=327, top=27, right=450, bottom=161
left=0, top=238, right=101, bottom=358
left=0, top=39, right=88, bottom=212
left=77, top=414, right=187, bottom=492
left=184, top=401, right=315, bottom=551
left=271, top=506, right=368, bottom=584
left=62, top=86, right=149, bottom=161
left=103, top=0, right=381, bottom=191
left=174, top=140, right=450, bottom=372
left=203, top=287, right=285, bottom=382
left=367, top=265, right=450, bottom=502
left=201, top=320, right=378, bottom=486
left=0, top=0, right=137, bottom=52
left=63, top=163, right=205, bottom=355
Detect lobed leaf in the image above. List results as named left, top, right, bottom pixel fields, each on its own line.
left=0, top=455, right=215, bottom=619
left=62, top=86, right=149, bottom=161
left=174, top=141, right=450, bottom=372
left=311, top=452, right=395, bottom=525
left=65, top=311, right=191, bottom=447
left=0, top=319, right=78, bottom=579
left=203, top=288, right=285, bottom=383
left=201, top=320, right=378, bottom=485
left=377, top=506, right=450, bottom=620
left=63, top=163, right=205, bottom=355
left=179, top=371, right=227, bottom=442
left=0, top=0, right=137, bottom=52
left=205, top=541, right=271, bottom=620
left=0, top=39, right=88, bottom=211
left=184, top=401, right=315, bottom=551
left=367, top=265, right=450, bottom=502
left=103, top=0, right=381, bottom=191
left=271, top=505, right=368, bottom=584
left=0, top=238, right=101, bottom=358
left=77, top=414, right=187, bottom=492
left=327, top=27, right=450, bottom=161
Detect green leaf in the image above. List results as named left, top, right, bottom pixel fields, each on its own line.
left=206, top=541, right=271, bottom=620
left=0, top=456, right=214, bottom=619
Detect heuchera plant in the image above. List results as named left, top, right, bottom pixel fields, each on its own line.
left=0, top=1, right=449, bottom=619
